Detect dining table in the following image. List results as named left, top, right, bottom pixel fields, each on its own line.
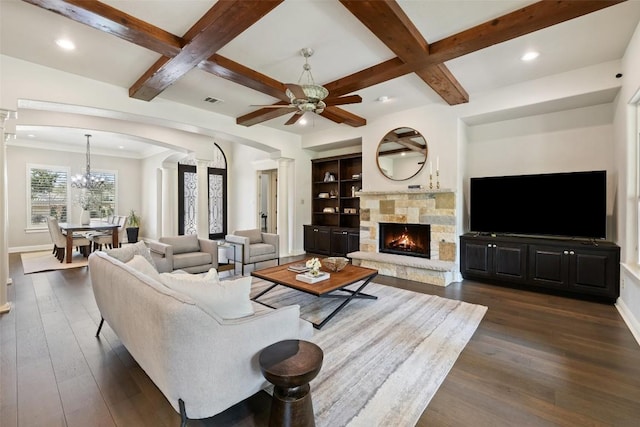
left=58, top=221, right=120, bottom=263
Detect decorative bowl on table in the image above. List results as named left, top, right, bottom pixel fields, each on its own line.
left=323, top=256, right=349, bottom=272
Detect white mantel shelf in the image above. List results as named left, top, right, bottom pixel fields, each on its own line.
left=356, top=189, right=454, bottom=196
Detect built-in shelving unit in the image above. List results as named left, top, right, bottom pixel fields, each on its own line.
left=306, top=153, right=362, bottom=256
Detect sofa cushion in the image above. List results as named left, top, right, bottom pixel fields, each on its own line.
left=234, top=229, right=262, bottom=244
left=160, top=235, right=200, bottom=254
left=249, top=242, right=276, bottom=257
left=173, top=252, right=212, bottom=270
left=159, top=270, right=253, bottom=320
left=106, top=241, right=157, bottom=268
left=126, top=254, right=162, bottom=282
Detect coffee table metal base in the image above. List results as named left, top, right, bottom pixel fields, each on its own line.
left=252, top=276, right=377, bottom=329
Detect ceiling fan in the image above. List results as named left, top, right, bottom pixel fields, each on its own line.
left=252, top=48, right=363, bottom=125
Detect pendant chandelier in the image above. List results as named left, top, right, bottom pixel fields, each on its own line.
left=285, top=48, right=329, bottom=113
left=71, top=134, right=105, bottom=189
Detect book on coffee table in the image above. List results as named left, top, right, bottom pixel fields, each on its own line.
left=296, top=272, right=330, bottom=284
left=288, top=263, right=309, bottom=273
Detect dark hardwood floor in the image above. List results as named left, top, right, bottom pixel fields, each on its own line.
left=2, top=252, right=639, bottom=426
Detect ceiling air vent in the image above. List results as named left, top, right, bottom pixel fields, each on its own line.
left=203, top=96, right=222, bottom=104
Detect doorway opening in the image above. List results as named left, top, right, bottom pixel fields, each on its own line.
left=258, top=169, right=277, bottom=233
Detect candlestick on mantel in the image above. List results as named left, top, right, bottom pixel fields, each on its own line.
left=429, top=161, right=432, bottom=174
left=436, top=156, right=439, bottom=172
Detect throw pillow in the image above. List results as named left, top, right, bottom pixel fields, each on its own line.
left=105, top=241, right=157, bottom=268
left=235, top=228, right=263, bottom=244
left=126, top=254, right=162, bottom=282
left=159, top=271, right=253, bottom=320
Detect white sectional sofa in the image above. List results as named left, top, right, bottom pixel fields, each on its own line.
left=88, top=250, right=313, bottom=425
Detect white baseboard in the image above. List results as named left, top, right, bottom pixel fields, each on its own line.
left=616, top=298, right=640, bottom=346
left=9, top=244, right=51, bottom=253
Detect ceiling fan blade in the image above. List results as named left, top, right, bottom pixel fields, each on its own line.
left=284, top=112, right=304, bottom=126
left=285, top=83, right=307, bottom=100
left=324, top=94, right=362, bottom=106
left=249, top=104, right=293, bottom=108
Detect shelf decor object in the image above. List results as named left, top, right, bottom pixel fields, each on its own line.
left=323, top=256, right=348, bottom=272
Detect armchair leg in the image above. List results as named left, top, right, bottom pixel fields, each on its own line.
left=95, top=317, right=104, bottom=337
left=179, top=398, right=188, bottom=427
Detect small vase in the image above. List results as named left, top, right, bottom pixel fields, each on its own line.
left=80, top=209, right=90, bottom=225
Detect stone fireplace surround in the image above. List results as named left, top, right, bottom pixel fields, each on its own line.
left=348, top=189, right=457, bottom=286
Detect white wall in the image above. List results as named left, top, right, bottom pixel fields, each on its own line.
left=615, top=19, right=640, bottom=342
left=7, top=143, right=142, bottom=251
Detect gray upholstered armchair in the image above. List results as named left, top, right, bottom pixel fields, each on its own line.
left=148, top=235, right=218, bottom=274
left=225, top=229, right=279, bottom=275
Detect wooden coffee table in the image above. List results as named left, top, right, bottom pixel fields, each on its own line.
left=251, top=259, right=378, bottom=329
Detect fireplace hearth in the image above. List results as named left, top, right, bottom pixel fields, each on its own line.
left=379, top=222, right=431, bottom=259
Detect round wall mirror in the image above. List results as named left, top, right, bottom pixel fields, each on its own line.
left=376, top=127, right=428, bottom=181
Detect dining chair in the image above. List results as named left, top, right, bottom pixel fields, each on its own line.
left=88, top=215, right=126, bottom=251
left=47, top=217, right=92, bottom=262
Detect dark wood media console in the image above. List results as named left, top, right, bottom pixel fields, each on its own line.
left=460, top=233, right=620, bottom=302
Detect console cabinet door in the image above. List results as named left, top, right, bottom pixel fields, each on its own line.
left=460, top=239, right=493, bottom=278
left=493, top=243, right=528, bottom=282
left=529, top=245, right=570, bottom=289
left=330, top=229, right=349, bottom=256
left=569, top=247, right=619, bottom=298
left=460, top=237, right=526, bottom=282
left=304, top=225, right=331, bottom=255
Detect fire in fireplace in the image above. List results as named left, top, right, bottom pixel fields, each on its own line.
left=379, top=222, right=431, bottom=259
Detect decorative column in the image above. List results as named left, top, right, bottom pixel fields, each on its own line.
left=0, top=109, right=16, bottom=314
left=276, top=158, right=294, bottom=256
left=197, top=159, right=209, bottom=238
left=161, top=164, right=178, bottom=237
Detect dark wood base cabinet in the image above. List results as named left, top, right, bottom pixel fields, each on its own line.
left=304, top=225, right=359, bottom=257
left=460, top=234, right=620, bottom=302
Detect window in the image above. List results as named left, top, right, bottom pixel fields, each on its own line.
left=84, top=171, right=117, bottom=219
left=28, top=165, right=69, bottom=226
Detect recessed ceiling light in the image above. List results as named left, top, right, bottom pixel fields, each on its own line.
left=56, top=39, right=76, bottom=50
left=521, top=51, right=539, bottom=61
left=27, top=134, right=36, bottom=138
left=118, top=146, right=124, bottom=149
left=299, top=118, right=308, bottom=125
left=377, top=96, right=390, bottom=102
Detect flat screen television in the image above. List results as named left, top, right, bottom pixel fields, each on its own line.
left=469, top=170, right=607, bottom=239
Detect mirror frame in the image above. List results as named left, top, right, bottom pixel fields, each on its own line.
left=376, top=127, right=428, bottom=181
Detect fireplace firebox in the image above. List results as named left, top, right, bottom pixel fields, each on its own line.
left=379, top=222, right=431, bottom=259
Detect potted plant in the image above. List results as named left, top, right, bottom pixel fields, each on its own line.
left=126, top=209, right=140, bottom=243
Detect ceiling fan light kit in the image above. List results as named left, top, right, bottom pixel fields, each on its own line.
left=249, top=47, right=362, bottom=125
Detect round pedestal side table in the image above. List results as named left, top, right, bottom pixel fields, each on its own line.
left=259, top=339, right=324, bottom=427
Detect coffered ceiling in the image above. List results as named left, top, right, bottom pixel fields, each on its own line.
left=1, top=0, right=640, bottom=153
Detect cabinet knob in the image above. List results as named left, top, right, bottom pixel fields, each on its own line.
left=569, top=251, right=575, bottom=255
left=563, top=250, right=569, bottom=255
left=314, top=228, right=318, bottom=232
left=487, top=243, right=492, bottom=247
left=342, top=231, right=347, bottom=235
left=493, top=244, right=497, bottom=248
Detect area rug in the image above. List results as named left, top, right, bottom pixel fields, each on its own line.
left=21, top=250, right=89, bottom=274
left=250, top=279, right=487, bottom=427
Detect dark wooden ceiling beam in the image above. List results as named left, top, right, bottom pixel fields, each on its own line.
left=427, top=0, right=626, bottom=65
left=327, top=0, right=624, bottom=99
left=199, top=54, right=289, bottom=102
left=129, top=0, right=283, bottom=101
left=339, top=0, right=468, bottom=105
left=22, top=0, right=183, bottom=57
